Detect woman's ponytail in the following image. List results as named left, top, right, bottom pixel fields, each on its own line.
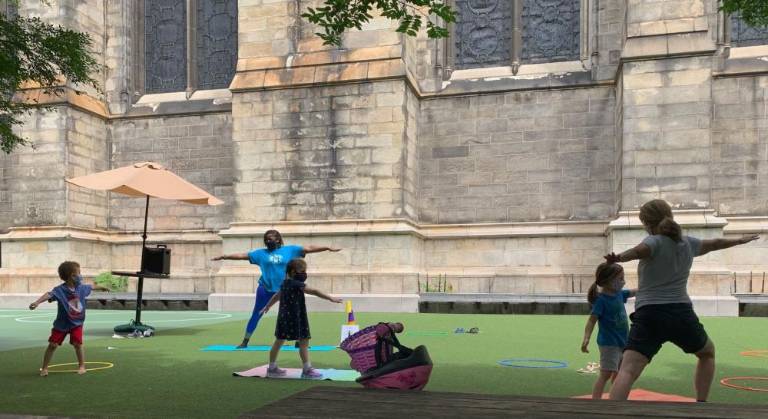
left=657, top=216, right=682, bottom=242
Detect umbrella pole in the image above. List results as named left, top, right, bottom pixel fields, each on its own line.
left=135, top=195, right=150, bottom=325
left=115, top=195, right=154, bottom=335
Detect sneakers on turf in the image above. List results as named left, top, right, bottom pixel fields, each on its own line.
left=267, top=367, right=286, bottom=377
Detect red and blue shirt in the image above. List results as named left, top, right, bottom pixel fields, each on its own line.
left=50, top=283, right=92, bottom=331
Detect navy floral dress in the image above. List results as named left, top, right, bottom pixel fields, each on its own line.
left=275, top=279, right=310, bottom=340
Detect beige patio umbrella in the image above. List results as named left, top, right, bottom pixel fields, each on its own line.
left=66, top=162, right=223, bottom=334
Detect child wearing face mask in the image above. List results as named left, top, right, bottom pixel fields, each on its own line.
left=29, top=261, right=108, bottom=376
left=580, top=262, right=637, bottom=399
left=260, top=258, right=342, bottom=378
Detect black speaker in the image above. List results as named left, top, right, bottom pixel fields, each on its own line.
left=142, top=245, right=171, bottom=275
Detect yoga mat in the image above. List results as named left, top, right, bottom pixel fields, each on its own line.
left=202, top=345, right=338, bottom=352
left=233, top=364, right=359, bottom=381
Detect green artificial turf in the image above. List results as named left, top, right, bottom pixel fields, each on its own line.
left=0, top=310, right=766, bottom=418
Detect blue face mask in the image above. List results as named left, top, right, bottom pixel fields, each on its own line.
left=293, top=272, right=307, bottom=282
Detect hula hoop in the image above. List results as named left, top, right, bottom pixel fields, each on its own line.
left=720, top=376, right=768, bottom=392
left=740, top=350, right=768, bottom=359
left=498, top=358, right=568, bottom=369
left=46, top=362, right=114, bottom=373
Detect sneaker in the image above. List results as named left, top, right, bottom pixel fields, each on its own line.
left=301, top=368, right=323, bottom=379
left=266, top=367, right=286, bottom=377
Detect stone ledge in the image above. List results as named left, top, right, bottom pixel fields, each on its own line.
left=420, top=293, right=588, bottom=303
left=0, top=226, right=221, bottom=244
left=726, top=45, right=768, bottom=60
left=625, top=296, right=739, bottom=317
left=434, top=70, right=601, bottom=97
left=236, top=46, right=402, bottom=72
left=735, top=293, right=768, bottom=304
left=13, top=87, right=109, bottom=119
left=207, top=293, right=419, bottom=313
left=714, top=51, right=768, bottom=78
left=421, top=294, right=739, bottom=317
left=627, top=17, right=709, bottom=38
left=230, top=58, right=405, bottom=92
left=448, top=61, right=588, bottom=81
left=608, top=209, right=728, bottom=231
left=222, top=218, right=608, bottom=239
left=124, top=97, right=232, bottom=119
left=622, top=31, right=716, bottom=60
left=88, top=292, right=209, bottom=301
left=723, top=217, right=768, bottom=234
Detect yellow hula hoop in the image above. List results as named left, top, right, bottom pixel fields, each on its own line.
left=46, top=361, right=114, bottom=373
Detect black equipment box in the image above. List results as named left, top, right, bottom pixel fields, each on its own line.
left=142, top=245, right=171, bottom=276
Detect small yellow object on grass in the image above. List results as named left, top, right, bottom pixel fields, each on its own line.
left=340, top=300, right=360, bottom=343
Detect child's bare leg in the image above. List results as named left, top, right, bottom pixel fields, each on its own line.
left=298, top=339, right=310, bottom=365
left=266, top=339, right=287, bottom=376
left=74, top=344, right=86, bottom=374
left=591, top=370, right=614, bottom=399
left=269, top=339, right=285, bottom=364
left=297, top=339, right=321, bottom=378
left=40, top=343, right=57, bottom=376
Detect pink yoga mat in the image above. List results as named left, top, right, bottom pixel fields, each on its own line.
left=573, top=388, right=695, bottom=402
left=233, top=364, right=359, bottom=381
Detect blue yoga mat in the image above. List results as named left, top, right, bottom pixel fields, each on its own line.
left=202, top=344, right=338, bottom=352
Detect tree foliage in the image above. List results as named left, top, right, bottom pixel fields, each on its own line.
left=721, top=0, right=768, bottom=27
left=0, top=10, right=100, bottom=153
left=302, top=0, right=457, bottom=47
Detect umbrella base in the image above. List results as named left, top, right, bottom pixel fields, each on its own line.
left=114, top=321, right=155, bottom=336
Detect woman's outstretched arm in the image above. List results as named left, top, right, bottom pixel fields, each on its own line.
left=604, top=243, right=651, bottom=263
left=698, top=235, right=759, bottom=256
left=302, top=245, right=341, bottom=254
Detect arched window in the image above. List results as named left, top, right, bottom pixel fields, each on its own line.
left=140, top=0, right=237, bottom=95
left=730, top=13, right=768, bottom=48
left=451, top=0, right=585, bottom=73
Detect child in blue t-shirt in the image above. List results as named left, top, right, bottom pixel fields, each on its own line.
left=29, top=261, right=107, bottom=376
left=581, top=262, right=637, bottom=399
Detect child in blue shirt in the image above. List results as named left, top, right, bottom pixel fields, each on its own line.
left=29, top=261, right=108, bottom=376
left=581, top=262, right=636, bottom=399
